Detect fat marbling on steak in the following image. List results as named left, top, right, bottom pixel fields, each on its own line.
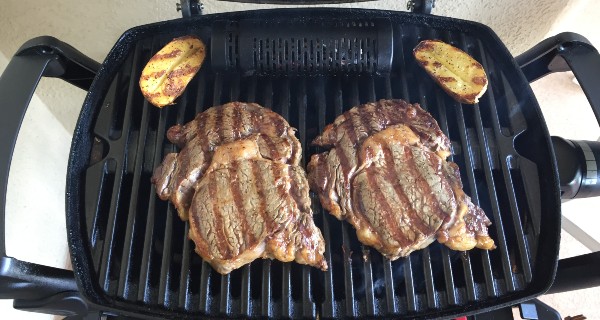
left=151, top=102, right=326, bottom=274
left=308, top=99, right=495, bottom=260
left=151, top=102, right=301, bottom=220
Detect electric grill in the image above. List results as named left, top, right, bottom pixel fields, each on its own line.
left=1, top=1, right=600, bottom=319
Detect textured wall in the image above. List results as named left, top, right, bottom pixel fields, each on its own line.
left=0, top=0, right=568, bottom=133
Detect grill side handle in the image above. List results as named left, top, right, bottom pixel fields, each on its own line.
left=0, top=36, right=99, bottom=316
left=516, top=32, right=600, bottom=294
left=517, top=32, right=600, bottom=199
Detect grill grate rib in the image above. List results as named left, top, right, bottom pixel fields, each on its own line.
left=78, top=11, right=555, bottom=319
left=98, top=42, right=142, bottom=296
left=481, top=47, right=533, bottom=285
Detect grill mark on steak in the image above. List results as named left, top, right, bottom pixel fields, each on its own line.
left=374, top=172, right=419, bottom=247
left=342, top=111, right=360, bottom=147
left=232, top=106, right=243, bottom=139
left=240, top=104, right=252, bottom=135
left=348, top=108, right=368, bottom=144
left=220, top=104, right=235, bottom=141
left=307, top=153, right=339, bottom=217
left=252, top=160, right=270, bottom=231
left=401, top=147, right=448, bottom=225
left=274, top=117, right=286, bottom=139
left=360, top=168, right=404, bottom=247
left=262, top=135, right=279, bottom=159
left=334, top=141, right=355, bottom=216
left=194, top=177, right=218, bottom=259
left=152, top=153, right=177, bottom=199
left=289, top=128, right=301, bottom=166
left=422, top=150, right=456, bottom=216
left=288, top=167, right=311, bottom=227
left=271, top=162, right=290, bottom=227
left=357, top=102, right=381, bottom=137
left=380, top=142, right=434, bottom=238
left=208, top=172, right=229, bottom=258
left=218, top=168, right=240, bottom=258
left=239, top=160, right=264, bottom=242
left=228, top=161, right=250, bottom=253
left=189, top=204, right=211, bottom=259
left=198, top=107, right=215, bottom=152
left=212, top=105, right=225, bottom=147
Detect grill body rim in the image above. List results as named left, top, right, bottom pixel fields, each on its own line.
left=65, top=8, right=561, bottom=319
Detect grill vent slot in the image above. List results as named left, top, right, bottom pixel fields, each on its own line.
left=211, top=19, right=393, bottom=75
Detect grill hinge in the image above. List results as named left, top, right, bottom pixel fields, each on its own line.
left=407, top=0, right=435, bottom=14
left=177, top=0, right=203, bottom=18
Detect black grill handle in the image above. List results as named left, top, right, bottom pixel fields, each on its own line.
left=517, top=32, right=600, bottom=124
left=215, top=0, right=372, bottom=4
left=0, top=36, right=99, bottom=316
left=517, top=32, right=600, bottom=199
left=517, top=33, right=600, bottom=294
left=214, top=0, right=436, bottom=14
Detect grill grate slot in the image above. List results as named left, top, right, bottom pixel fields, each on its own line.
left=474, top=105, right=515, bottom=292
left=198, top=261, right=211, bottom=312
left=341, top=200, right=357, bottom=317
left=115, top=38, right=161, bottom=301
left=404, top=257, right=417, bottom=312
left=116, top=89, right=150, bottom=300
left=362, top=247, right=376, bottom=315
left=178, top=225, right=193, bottom=309
left=137, top=106, right=167, bottom=303
left=219, top=274, right=231, bottom=313
left=79, top=11, right=551, bottom=319
left=97, top=42, right=144, bottom=296
left=481, top=47, right=533, bottom=286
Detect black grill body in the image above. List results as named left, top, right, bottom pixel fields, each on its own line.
left=65, top=9, right=561, bottom=319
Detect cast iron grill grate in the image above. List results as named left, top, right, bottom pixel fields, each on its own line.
left=80, top=12, right=543, bottom=319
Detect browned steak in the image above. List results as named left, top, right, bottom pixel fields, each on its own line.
left=308, top=100, right=495, bottom=260
left=151, top=102, right=301, bottom=220
left=152, top=102, right=326, bottom=274
left=312, top=99, right=452, bottom=157
left=189, top=139, right=327, bottom=274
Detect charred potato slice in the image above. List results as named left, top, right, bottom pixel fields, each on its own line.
left=140, top=36, right=205, bottom=108
left=414, top=40, right=488, bottom=104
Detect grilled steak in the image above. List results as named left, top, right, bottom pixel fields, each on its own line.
left=308, top=99, right=495, bottom=260
left=151, top=102, right=301, bottom=220
left=152, top=102, right=327, bottom=274
left=189, top=139, right=327, bottom=274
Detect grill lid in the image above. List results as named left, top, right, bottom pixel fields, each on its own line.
left=65, top=8, right=561, bottom=319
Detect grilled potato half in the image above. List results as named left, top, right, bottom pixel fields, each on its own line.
left=414, top=40, right=488, bottom=104
left=140, top=36, right=205, bottom=108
